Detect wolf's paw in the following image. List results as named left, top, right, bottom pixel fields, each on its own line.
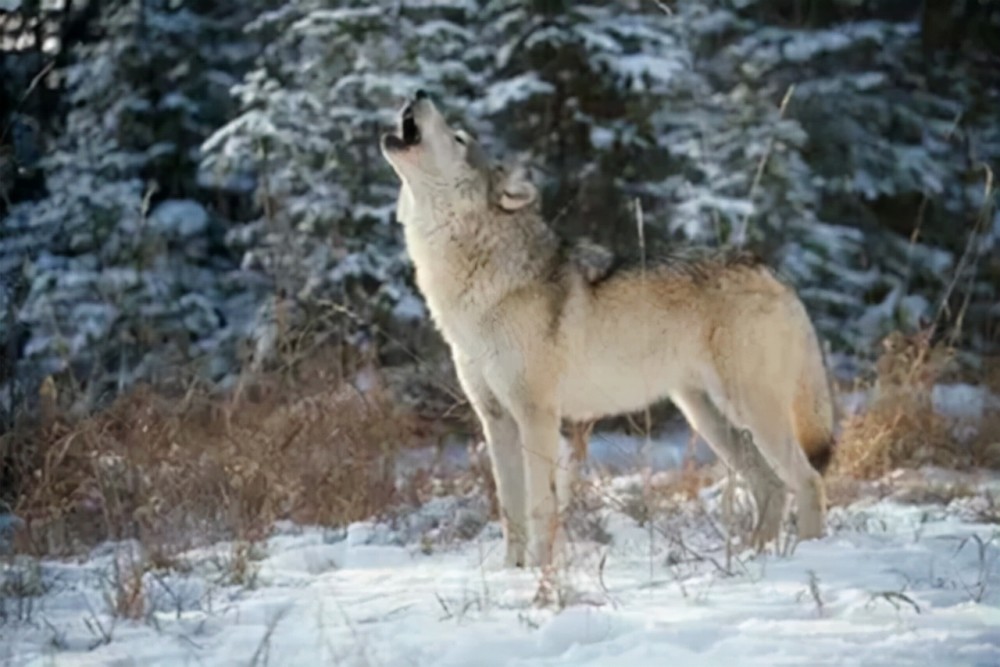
left=796, top=512, right=825, bottom=541
left=796, top=476, right=827, bottom=541
left=750, top=491, right=785, bottom=550
left=751, top=514, right=782, bottom=552
left=504, top=540, right=526, bottom=568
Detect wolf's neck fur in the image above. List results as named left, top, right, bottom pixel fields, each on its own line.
left=399, top=184, right=560, bottom=341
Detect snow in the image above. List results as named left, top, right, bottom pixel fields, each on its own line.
left=831, top=383, right=1000, bottom=428
left=672, top=193, right=754, bottom=238
left=149, top=200, right=210, bottom=239
left=600, top=53, right=690, bottom=92
left=4, top=476, right=1000, bottom=667
left=933, top=384, right=1000, bottom=423
left=584, top=426, right=706, bottom=471
left=473, top=74, right=556, bottom=116
left=4, top=0, right=1000, bottom=656
left=289, top=7, right=384, bottom=34
left=0, top=514, right=21, bottom=555
left=391, top=293, right=427, bottom=322
left=590, top=126, right=615, bottom=150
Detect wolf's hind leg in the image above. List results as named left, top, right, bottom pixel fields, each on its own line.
left=672, top=388, right=787, bottom=550
left=562, top=420, right=593, bottom=502
left=710, top=387, right=827, bottom=542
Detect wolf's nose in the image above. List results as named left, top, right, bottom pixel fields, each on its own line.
left=414, top=89, right=428, bottom=101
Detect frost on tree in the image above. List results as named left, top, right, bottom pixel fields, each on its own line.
left=2, top=0, right=998, bottom=418
left=1, top=0, right=276, bottom=411
left=200, top=0, right=484, bottom=371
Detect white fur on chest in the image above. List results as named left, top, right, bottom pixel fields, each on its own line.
left=402, top=208, right=504, bottom=357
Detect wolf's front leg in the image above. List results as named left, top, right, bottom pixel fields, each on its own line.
left=483, top=410, right=528, bottom=567
left=454, top=359, right=527, bottom=567
left=512, top=405, right=564, bottom=568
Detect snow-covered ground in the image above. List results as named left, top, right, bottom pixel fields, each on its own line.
left=4, top=470, right=1000, bottom=667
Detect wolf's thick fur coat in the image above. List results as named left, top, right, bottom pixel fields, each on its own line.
left=381, top=94, right=835, bottom=568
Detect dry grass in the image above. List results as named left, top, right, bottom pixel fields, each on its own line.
left=574, top=459, right=718, bottom=531
left=5, top=318, right=998, bottom=568
left=1, top=347, right=426, bottom=560
left=831, top=329, right=1000, bottom=481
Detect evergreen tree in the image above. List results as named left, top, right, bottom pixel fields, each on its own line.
left=200, top=0, right=484, bottom=369
left=701, top=0, right=1000, bottom=353
left=475, top=0, right=684, bottom=254
left=2, top=0, right=997, bottom=419
left=1, top=0, right=274, bottom=412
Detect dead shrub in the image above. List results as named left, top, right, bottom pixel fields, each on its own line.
left=975, top=410, right=1000, bottom=468
left=833, top=397, right=957, bottom=480
left=594, top=463, right=717, bottom=529
left=237, top=381, right=402, bottom=527
left=832, top=330, right=1000, bottom=479
left=5, top=347, right=415, bottom=559
left=106, top=557, right=146, bottom=621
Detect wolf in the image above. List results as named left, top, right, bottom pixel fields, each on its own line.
left=380, top=91, right=836, bottom=568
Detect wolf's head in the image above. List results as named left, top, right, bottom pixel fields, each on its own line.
left=380, top=91, right=538, bottom=224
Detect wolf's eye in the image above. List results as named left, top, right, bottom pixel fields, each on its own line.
left=454, top=134, right=466, bottom=146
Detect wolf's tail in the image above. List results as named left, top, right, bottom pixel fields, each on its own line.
left=804, top=436, right=834, bottom=476
left=792, top=331, right=838, bottom=476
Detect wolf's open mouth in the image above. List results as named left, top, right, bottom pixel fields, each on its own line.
left=384, top=104, right=420, bottom=152
left=400, top=104, right=420, bottom=145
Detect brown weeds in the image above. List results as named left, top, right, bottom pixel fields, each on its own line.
left=831, top=330, right=1000, bottom=480
left=4, top=351, right=418, bottom=559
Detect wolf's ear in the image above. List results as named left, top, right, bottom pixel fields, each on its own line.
left=497, top=164, right=538, bottom=213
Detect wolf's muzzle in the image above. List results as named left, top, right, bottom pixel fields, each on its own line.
left=382, top=91, right=428, bottom=152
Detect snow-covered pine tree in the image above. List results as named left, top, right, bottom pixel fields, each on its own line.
left=708, top=0, right=1000, bottom=354
left=474, top=1, right=878, bottom=353
left=3, top=0, right=997, bottom=420
left=200, top=0, right=485, bottom=371
left=1, top=0, right=274, bottom=413
left=474, top=0, right=690, bottom=255
left=639, top=1, right=881, bottom=355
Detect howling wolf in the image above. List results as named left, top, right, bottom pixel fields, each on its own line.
left=380, top=91, right=834, bottom=568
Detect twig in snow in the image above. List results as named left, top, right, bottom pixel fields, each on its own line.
left=248, top=606, right=291, bottom=667
left=867, top=590, right=922, bottom=615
